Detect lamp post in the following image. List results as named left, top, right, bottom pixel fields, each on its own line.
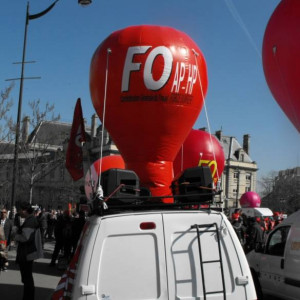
left=78, top=0, right=92, bottom=5
left=10, top=0, right=92, bottom=215
left=235, top=169, right=240, bottom=208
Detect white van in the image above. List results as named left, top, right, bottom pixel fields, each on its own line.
left=247, top=209, right=300, bottom=300
left=240, top=207, right=273, bottom=219
left=54, top=208, right=257, bottom=300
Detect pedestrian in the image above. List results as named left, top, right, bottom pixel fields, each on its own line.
left=245, top=217, right=264, bottom=253
left=231, top=213, right=245, bottom=246
left=71, top=210, right=86, bottom=256
left=45, top=210, right=56, bottom=239
left=49, top=209, right=72, bottom=267
left=37, top=208, right=48, bottom=248
left=1, top=208, right=13, bottom=249
left=15, top=201, right=42, bottom=300
left=0, top=224, right=8, bottom=272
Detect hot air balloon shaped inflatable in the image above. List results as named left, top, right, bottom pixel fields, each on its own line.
left=240, top=191, right=261, bottom=208
left=90, top=25, right=208, bottom=202
left=263, top=0, right=300, bottom=133
left=173, top=129, right=225, bottom=185
left=85, top=155, right=125, bottom=201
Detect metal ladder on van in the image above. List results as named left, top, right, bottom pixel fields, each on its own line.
left=191, top=223, right=226, bottom=300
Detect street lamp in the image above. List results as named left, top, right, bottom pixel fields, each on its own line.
left=9, top=1, right=60, bottom=216
left=78, top=0, right=92, bottom=5
left=235, top=169, right=240, bottom=208
left=9, top=0, right=92, bottom=215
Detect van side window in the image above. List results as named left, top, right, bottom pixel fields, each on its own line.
left=266, top=226, right=290, bottom=256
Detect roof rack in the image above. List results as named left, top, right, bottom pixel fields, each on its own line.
left=89, top=166, right=222, bottom=216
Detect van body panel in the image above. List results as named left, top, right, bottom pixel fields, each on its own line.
left=162, top=211, right=254, bottom=299
left=247, top=210, right=300, bottom=300
left=96, top=213, right=168, bottom=300
left=71, top=210, right=256, bottom=300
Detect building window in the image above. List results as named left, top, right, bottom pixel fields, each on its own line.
left=240, top=154, right=244, bottom=161
left=234, top=172, right=239, bottom=179
left=246, top=173, right=251, bottom=181
left=245, top=186, right=251, bottom=192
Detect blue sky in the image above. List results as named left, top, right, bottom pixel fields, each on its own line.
left=0, top=0, right=299, bottom=182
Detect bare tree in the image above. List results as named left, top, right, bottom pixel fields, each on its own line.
left=0, top=83, right=14, bottom=143
left=257, top=171, right=278, bottom=198
left=17, top=99, right=62, bottom=204
left=0, top=83, right=15, bottom=208
left=258, top=170, right=300, bottom=214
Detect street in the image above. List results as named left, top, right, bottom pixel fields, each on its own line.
left=0, top=240, right=64, bottom=300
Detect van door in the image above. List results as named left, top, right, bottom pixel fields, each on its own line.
left=93, top=213, right=168, bottom=300
left=258, top=226, right=290, bottom=298
left=283, top=225, right=300, bottom=299
left=162, top=212, right=248, bottom=300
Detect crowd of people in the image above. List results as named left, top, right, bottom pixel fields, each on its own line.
left=229, top=209, right=285, bottom=253
left=0, top=202, right=87, bottom=300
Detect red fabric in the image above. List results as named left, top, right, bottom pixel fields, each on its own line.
left=65, top=98, right=86, bottom=181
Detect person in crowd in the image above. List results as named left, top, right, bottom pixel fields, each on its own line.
left=0, top=223, right=8, bottom=271
left=37, top=208, right=48, bottom=248
left=0, top=208, right=13, bottom=250
left=71, top=210, right=86, bottom=256
left=49, top=209, right=72, bottom=267
left=45, top=210, right=56, bottom=239
left=15, top=201, right=40, bottom=300
left=273, top=212, right=283, bottom=227
left=244, top=217, right=264, bottom=253
left=231, top=213, right=245, bottom=246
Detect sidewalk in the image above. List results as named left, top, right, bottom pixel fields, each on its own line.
left=0, top=240, right=64, bottom=300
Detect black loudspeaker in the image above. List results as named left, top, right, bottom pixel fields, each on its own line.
left=100, top=168, right=140, bottom=203
left=172, top=166, right=213, bottom=202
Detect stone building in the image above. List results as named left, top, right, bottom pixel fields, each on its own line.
left=213, top=130, right=258, bottom=209
left=0, top=114, right=116, bottom=209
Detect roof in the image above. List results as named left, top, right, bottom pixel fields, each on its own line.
left=219, top=135, right=254, bottom=163
left=0, top=141, right=15, bottom=154
left=27, top=120, right=91, bottom=146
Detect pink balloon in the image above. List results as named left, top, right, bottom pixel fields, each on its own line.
left=240, top=191, right=261, bottom=208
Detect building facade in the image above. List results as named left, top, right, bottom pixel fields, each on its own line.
left=204, top=130, right=258, bottom=210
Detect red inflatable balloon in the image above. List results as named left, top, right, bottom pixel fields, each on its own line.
left=240, top=191, right=261, bottom=208
left=173, top=129, right=225, bottom=184
left=85, top=155, right=125, bottom=200
left=263, top=0, right=300, bottom=133
left=90, top=25, right=208, bottom=202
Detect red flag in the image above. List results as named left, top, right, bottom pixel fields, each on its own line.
left=65, top=98, right=86, bottom=181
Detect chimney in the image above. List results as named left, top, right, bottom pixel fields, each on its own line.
left=91, top=114, right=98, bottom=138
left=215, top=130, right=222, bottom=141
left=22, top=116, right=30, bottom=143
left=198, top=127, right=207, bottom=132
left=243, top=134, right=250, bottom=155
